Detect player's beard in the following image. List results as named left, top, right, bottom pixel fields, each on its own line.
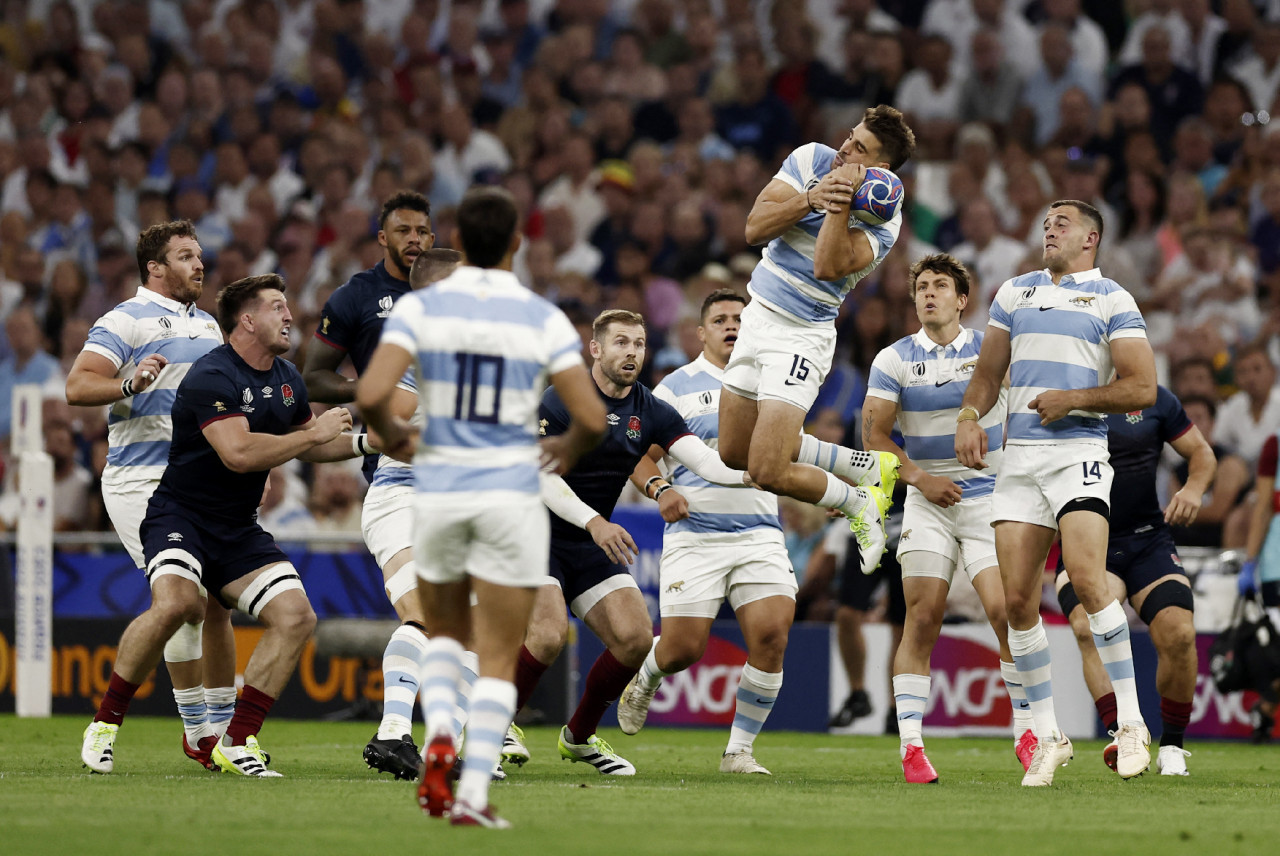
left=388, top=245, right=416, bottom=278
left=599, top=357, right=639, bottom=388
left=166, top=268, right=202, bottom=304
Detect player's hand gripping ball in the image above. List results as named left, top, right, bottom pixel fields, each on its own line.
left=849, top=167, right=903, bottom=226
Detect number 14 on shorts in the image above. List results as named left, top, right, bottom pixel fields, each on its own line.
left=1081, top=460, right=1103, bottom=486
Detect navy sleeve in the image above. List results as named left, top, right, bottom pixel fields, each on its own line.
left=315, top=280, right=357, bottom=352
left=1156, top=386, right=1193, bottom=445
left=182, top=362, right=242, bottom=429
left=648, top=394, right=694, bottom=450
left=539, top=387, right=569, bottom=438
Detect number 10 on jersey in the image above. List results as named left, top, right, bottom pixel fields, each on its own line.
left=454, top=352, right=505, bottom=423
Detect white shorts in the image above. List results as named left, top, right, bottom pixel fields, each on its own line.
left=102, top=476, right=160, bottom=569
left=659, top=539, right=796, bottom=618
left=413, top=492, right=548, bottom=588
left=897, top=491, right=998, bottom=582
left=362, top=483, right=414, bottom=569
left=721, top=299, right=834, bottom=411
left=990, top=443, right=1113, bottom=530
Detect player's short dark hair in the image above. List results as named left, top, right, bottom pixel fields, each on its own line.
left=217, top=273, right=286, bottom=334
left=456, top=187, right=519, bottom=267
left=136, top=219, right=199, bottom=284
left=592, top=309, right=646, bottom=341
left=862, top=104, right=916, bottom=171
left=699, top=288, right=746, bottom=323
left=378, top=189, right=431, bottom=230
left=1048, top=199, right=1105, bottom=246
left=908, top=253, right=971, bottom=300
left=1179, top=393, right=1217, bottom=419
left=409, top=248, right=463, bottom=289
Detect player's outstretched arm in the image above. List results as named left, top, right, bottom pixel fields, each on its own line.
left=204, top=407, right=353, bottom=473
left=539, top=472, right=638, bottom=565
left=1165, top=425, right=1216, bottom=526
left=956, top=325, right=1009, bottom=470
left=745, top=179, right=817, bottom=246
left=863, top=395, right=961, bottom=508
left=355, top=341, right=416, bottom=461
left=302, top=337, right=357, bottom=404
left=541, top=364, right=606, bottom=475
left=66, top=350, right=169, bottom=405
left=666, top=435, right=749, bottom=487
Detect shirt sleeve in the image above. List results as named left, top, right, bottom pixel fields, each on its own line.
left=1259, top=434, right=1278, bottom=479
left=649, top=395, right=695, bottom=449
left=183, top=364, right=242, bottom=429
left=1105, top=287, right=1147, bottom=339
left=772, top=142, right=820, bottom=192
left=866, top=347, right=902, bottom=403
left=1157, top=387, right=1193, bottom=444
left=988, top=281, right=1014, bottom=332
left=82, top=309, right=134, bottom=370
left=538, top=388, right=569, bottom=439
left=379, top=297, right=419, bottom=356
left=315, top=284, right=356, bottom=352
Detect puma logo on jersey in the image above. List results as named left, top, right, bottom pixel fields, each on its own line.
left=1069, top=295, right=1097, bottom=307
left=666, top=580, right=685, bottom=593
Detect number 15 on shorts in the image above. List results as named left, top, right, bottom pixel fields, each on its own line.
left=784, top=355, right=812, bottom=387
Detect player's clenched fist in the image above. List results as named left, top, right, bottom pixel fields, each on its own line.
left=312, top=406, right=353, bottom=443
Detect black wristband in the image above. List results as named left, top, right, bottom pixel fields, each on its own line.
left=644, top=475, right=664, bottom=497
left=121, top=377, right=135, bottom=398
left=653, top=484, right=673, bottom=501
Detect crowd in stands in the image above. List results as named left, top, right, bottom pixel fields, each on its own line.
left=1, top=0, right=1278, bottom=593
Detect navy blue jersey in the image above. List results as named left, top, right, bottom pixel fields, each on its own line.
left=315, top=261, right=410, bottom=375
left=314, top=260, right=409, bottom=481
left=154, top=344, right=312, bottom=524
left=1105, top=385, right=1192, bottom=534
left=539, top=381, right=692, bottom=542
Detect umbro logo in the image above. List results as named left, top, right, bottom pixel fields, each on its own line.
left=168, top=532, right=183, bottom=542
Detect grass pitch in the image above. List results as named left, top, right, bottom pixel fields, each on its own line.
left=1, top=716, right=1276, bottom=856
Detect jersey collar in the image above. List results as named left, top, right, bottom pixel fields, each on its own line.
left=912, top=326, right=971, bottom=354
left=136, top=286, right=194, bottom=314
left=1044, top=267, right=1102, bottom=287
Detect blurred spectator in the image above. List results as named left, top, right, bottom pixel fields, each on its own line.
left=1170, top=355, right=1222, bottom=402
left=1216, top=344, right=1280, bottom=468
left=922, top=0, right=1040, bottom=80
left=1227, top=20, right=1280, bottom=114
left=896, top=35, right=961, bottom=159
left=950, top=196, right=1026, bottom=328
left=258, top=465, right=318, bottom=541
left=1041, top=0, right=1110, bottom=82
left=0, top=305, right=63, bottom=441
left=1118, top=0, right=1193, bottom=68
left=309, top=461, right=366, bottom=537
left=45, top=418, right=93, bottom=532
left=1151, top=226, right=1259, bottom=351
left=1182, top=0, right=1229, bottom=87
left=538, top=130, right=606, bottom=243
left=1109, top=22, right=1204, bottom=146
left=1169, top=393, right=1251, bottom=547
left=1018, top=23, right=1103, bottom=147
left=957, top=29, right=1024, bottom=131
left=715, top=43, right=798, bottom=164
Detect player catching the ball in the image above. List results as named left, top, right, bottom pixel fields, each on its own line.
left=719, top=105, right=917, bottom=573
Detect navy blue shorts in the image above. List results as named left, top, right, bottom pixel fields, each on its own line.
left=838, top=544, right=906, bottom=623
left=1055, top=525, right=1188, bottom=598
left=548, top=537, right=630, bottom=608
left=141, top=494, right=290, bottom=597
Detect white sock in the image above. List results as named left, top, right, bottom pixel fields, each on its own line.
left=726, top=664, right=782, bottom=755
left=818, top=471, right=866, bottom=515
left=205, top=686, right=237, bottom=738
left=892, top=673, right=929, bottom=754
left=379, top=624, right=430, bottom=740
left=457, top=677, right=516, bottom=811
left=636, top=637, right=671, bottom=690
left=173, top=685, right=213, bottom=742
left=797, top=434, right=878, bottom=483
left=1007, top=621, right=1060, bottom=740
left=454, top=649, right=479, bottom=737
left=1087, top=600, right=1143, bottom=725
left=418, top=636, right=465, bottom=743
left=1000, top=660, right=1035, bottom=736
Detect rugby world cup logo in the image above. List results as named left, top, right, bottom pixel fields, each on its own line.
left=627, top=415, right=641, bottom=440
left=850, top=167, right=904, bottom=226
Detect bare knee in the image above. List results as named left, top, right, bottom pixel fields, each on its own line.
left=524, top=619, right=567, bottom=664
left=613, top=627, right=655, bottom=666
left=1153, top=612, right=1197, bottom=656
left=1003, top=588, right=1038, bottom=625
left=265, top=597, right=317, bottom=642
left=750, top=623, right=790, bottom=663
left=153, top=593, right=205, bottom=629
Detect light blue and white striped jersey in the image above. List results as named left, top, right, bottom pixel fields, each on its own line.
left=989, top=268, right=1147, bottom=445
left=653, top=354, right=783, bottom=547
left=379, top=266, right=583, bottom=495
left=750, top=142, right=901, bottom=324
left=83, top=287, right=224, bottom=483
left=867, top=327, right=1005, bottom=499
left=369, top=367, right=418, bottom=490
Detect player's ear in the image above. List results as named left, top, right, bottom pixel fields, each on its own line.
left=377, top=229, right=387, bottom=248
left=588, top=338, right=601, bottom=360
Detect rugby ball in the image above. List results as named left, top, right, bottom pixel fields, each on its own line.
left=850, top=167, right=903, bottom=226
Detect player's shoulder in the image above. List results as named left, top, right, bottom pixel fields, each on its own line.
left=657, top=361, right=713, bottom=397
left=1004, top=270, right=1046, bottom=292
left=881, top=333, right=919, bottom=362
